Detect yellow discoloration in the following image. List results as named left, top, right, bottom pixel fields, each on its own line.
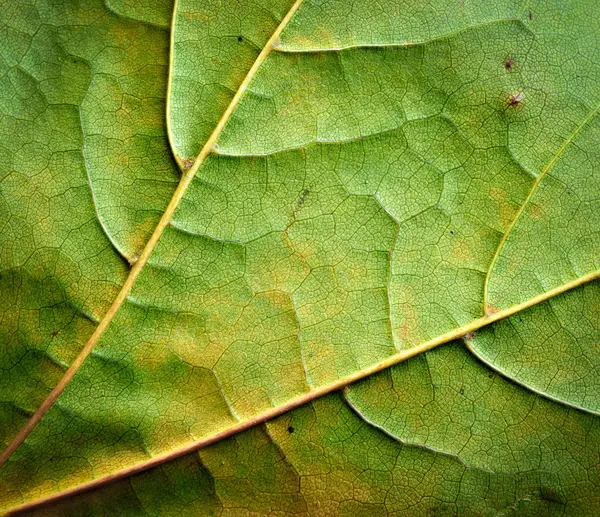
left=528, top=202, right=546, bottom=220
left=489, top=186, right=517, bottom=227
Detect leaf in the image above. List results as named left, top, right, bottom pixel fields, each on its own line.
left=1, top=0, right=600, bottom=515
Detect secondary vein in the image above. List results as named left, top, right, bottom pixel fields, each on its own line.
left=483, top=100, right=600, bottom=314
left=0, top=0, right=306, bottom=471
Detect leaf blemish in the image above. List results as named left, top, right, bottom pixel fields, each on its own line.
left=504, top=56, right=514, bottom=71
left=181, top=158, right=195, bottom=170
left=287, top=426, right=295, bottom=434
left=463, top=331, right=476, bottom=342
left=295, top=189, right=310, bottom=212
left=507, top=91, right=525, bottom=108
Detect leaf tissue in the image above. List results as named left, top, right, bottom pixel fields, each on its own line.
left=1, top=0, right=600, bottom=515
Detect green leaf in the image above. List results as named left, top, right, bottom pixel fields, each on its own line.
left=1, top=0, right=600, bottom=514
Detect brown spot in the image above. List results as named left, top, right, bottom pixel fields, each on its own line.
left=463, top=331, right=476, bottom=342
left=507, top=91, right=525, bottom=108
left=51, top=330, right=59, bottom=337
left=237, top=35, right=243, bottom=42
left=486, top=304, right=500, bottom=315
left=181, top=158, right=195, bottom=170
left=528, top=11, right=533, bottom=20
left=529, top=203, right=546, bottom=219
left=540, top=486, right=563, bottom=504
left=504, top=56, right=514, bottom=71
left=287, top=426, right=295, bottom=434
left=489, top=186, right=517, bottom=227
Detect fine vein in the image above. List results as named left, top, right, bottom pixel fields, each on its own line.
left=0, top=0, right=306, bottom=470
left=7, top=267, right=600, bottom=515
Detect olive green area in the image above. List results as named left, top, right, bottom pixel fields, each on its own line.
left=0, top=0, right=178, bottom=460
left=1, top=0, right=600, bottom=514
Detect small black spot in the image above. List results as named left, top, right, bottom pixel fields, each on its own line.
left=504, top=57, right=514, bottom=71
left=237, top=35, right=243, bottom=42
left=295, top=189, right=310, bottom=212
left=51, top=330, right=59, bottom=337
left=459, top=388, right=465, bottom=395
left=528, top=11, right=533, bottom=20
left=449, top=230, right=454, bottom=235
left=488, top=373, right=494, bottom=379
left=287, top=426, right=295, bottom=434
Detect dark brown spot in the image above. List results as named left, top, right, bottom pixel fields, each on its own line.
left=287, top=426, right=295, bottom=434
left=237, top=35, right=243, bottom=42
left=540, top=486, right=562, bottom=503
left=504, top=57, right=514, bottom=71
left=294, top=189, right=310, bottom=213
left=528, top=11, right=533, bottom=20
left=459, top=388, right=465, bottom=395
left=51, top=330, right=59, bottom=337
left=507, top=91, right=524, bottom=108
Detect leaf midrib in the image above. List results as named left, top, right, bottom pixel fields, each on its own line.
left=6, top=268, right=600, bottom=515
left=3, top=2, right=600, bottom=513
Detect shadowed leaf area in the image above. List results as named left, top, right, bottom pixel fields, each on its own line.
left=1, top=0, right=600, bottom=514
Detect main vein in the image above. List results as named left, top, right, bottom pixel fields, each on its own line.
left=0, top=0, right=306, bottom=470
left=7, top=267, right=600, bottom=515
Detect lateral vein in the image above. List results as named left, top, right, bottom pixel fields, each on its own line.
left=0, top=0, right=306, bottom=471
left=483, top=100, right=600, bottom=313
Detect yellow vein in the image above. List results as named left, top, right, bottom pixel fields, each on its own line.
left=7, top=267, right=600, bottom=515
left=0, top=0, right=305, bottom=471
left=483, top=101, right=600, bottom=314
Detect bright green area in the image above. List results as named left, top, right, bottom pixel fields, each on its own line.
left=1, top=0, right=600, bottom=514
left=470, top=281, right=600, bottom=413
left=169, top=0, right=294, bottom=162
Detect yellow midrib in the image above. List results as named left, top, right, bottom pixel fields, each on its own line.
left=6, top=267, right=600, bottom=515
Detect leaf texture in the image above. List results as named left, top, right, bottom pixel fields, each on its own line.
left=1, top=0, right=600, bottom=514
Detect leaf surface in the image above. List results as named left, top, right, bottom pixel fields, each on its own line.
left=1, top=0, right=600, bottom=514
